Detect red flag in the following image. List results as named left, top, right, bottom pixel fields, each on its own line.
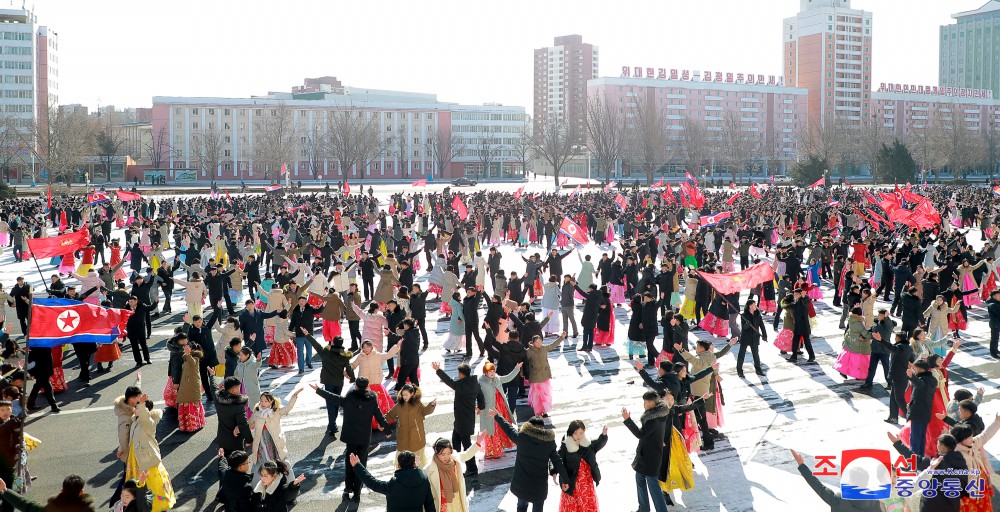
left=614, top=193, right=627, bottom=211
left=115, top=190, right=143, bottom=202
left=663, top=183, right=674, bottom=201
left=749, top=183, right=761, bottom=199
left=264, top=185, right=283, bottom=193
left=28, top=298, right=127, bottom=348
left=685, top=171, right=698, bottom=184
left=46, top=185, right=52, bottom=209
left=845, top=180, right=852, bottom=189
left=642, top=197, right=648, bottom=208
left=900, top=188, right=924, bottom=204
left=451, top=195, right=468, bottom=220
left=863, top=191, right=879, bottom=205
left=915, top=199, right=941, bottom=224
left=223, top=188, right=232, bottom=201
left=412, top=179, right=427, bottom=187
left=809, top=177, right=825, bottom=188
left=27, top=226, right=90, bottom=259
left=729, top=183, right=736, bottom=190
left=866, top=208, right=889, bottom=226
left=344, top=180, right=350, bottom=196
left=559, top=216, right=590, bottom=246
left=726, top=191, right=742, bottom=205
left=889, top=208, right=915, bottom=226
left=651, top=179, right=664, bottom=188
left=280, top=163, right=287, bottom=176
left=695, top=262, right=775, bottom=294
left=514, top=186, right=525, bottom=200
left=603, top=181, right=617, bottom=191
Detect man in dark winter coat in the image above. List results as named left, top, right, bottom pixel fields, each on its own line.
left=633, top=360, right=681, bottom=400
left=789, top=289, right=815, bottom=362
left=986, top=289, right=1000, bottom=358
left=640, top=293, right=659, bottom=367
left=215, top=377, right=253, bottom=503
left=218, top=450, right=253, bottom=512
left=462, top=287, right=484, bottom=356
left=307, top=335, right=356, bottom=438
left=899, top=286, right=922, bottom=339
left=313, top=377, right=389, bottom=502
left=238, top=300, right=281, bottom=357
left=486, top=329, right=528, bottom=416
left=433, top=362, right=485, bottom=477
left=623, top=391, right=670, bottom=512
left=572, top=281, right=602, bottom=352
left=289, top=296, right=323, bottom=374
left=886, top=333, right=915, bottom=424
left=906, top=360, right=938, bottom=458
left=860, top=310, right=895, bottom=391
left=394, top=319, right=422, bottom=391
left=790, top=450, right=884, bottom=512
left=349, top=451, right=435, bottom=512
left=491, top=414, right=568, bottom=512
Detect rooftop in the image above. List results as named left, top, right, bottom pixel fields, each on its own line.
left=953, top=1, right=1000, bottom=20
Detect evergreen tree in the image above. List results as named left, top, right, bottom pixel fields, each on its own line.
left=790, top=155, right=827, bottom=188
left=877, top=139, right=917, bottom=185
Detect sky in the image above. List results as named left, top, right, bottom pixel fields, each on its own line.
left=29, top=0, right=987, bottom=111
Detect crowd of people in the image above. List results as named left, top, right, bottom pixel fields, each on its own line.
left=0, top=179, right=997, bottom=511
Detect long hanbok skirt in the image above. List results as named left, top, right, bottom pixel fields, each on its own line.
left=178, top=401, right=206, bottom=432
left=162, top=377, right=177, bottom=408
left=659, top=427, right=695, bottom=493
left=440, top=300, right=453, bottom=315
left=774, top=329, right=794, bottom=352
left=269, top=340, right=297, bottom=368
left=444, top=334, right=464, bottom=352
left=806, top=275, right=824, bottom=299
left=608, top=284, right=626, bottom=304
left=370, top=383, right=395, bottom=429
left=541, top=309, right=560, bottom=334
left=682, top=410, right=701, bottom=453
left=706, top=382, right=724, bottom=429
left=759, top=298, right=777, bottom=314
left=527, top=379, right=552, bottom=416
left=833, top=349, right=870, bottom=380
left=981, top=273, right=998, bottom=302
left=679, top=298, right=697, bottom=319
left=899, top=390, right=947, bottom=459
left=962, top=274, right=982, bottom=307
left=484, top=390, right=515, bottom=459
left=948, top=309, right=967, bottom=331
left=264, top=325, right=276, bottom=345
left=960, top=484, right=994, bottom=512
left=698, top=313, right=729, bottom=338
left=594, top=319, right=615, bottom=346
left=559, top=459, right=600, bottom=512
left=322, top=319, right=342, bottom=340
left=58, top=253, right=76, bottom=275
left=0, top=233, right=7, bottom=245
left=93, top=342, right=121, bottom=364
left=50, top=347, right=66, bottom=393
left=125, top=449, right=176, bottom=512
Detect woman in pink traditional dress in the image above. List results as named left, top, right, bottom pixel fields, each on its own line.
left=176, top=344, right=206, bottom=432
left=351, top=340, right=400, bottom=429
left=556, top=420, right=607, bottom=512
left=58, top=249, right=76, bottom=276
left=832, top=308, right=870, bottom=381
left=698, top=295, right=730, bottom=338
left=478, top=361, right=518, bottom=459
left=956, top=259, right=986, bottom=308
left=900, top=345, right=958, bottom=458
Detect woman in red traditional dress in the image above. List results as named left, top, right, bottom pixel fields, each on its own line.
left=109, top=239, right=127, bottom=281
left=900, top=344, right=957, bottom=458
left=556, top=420, right=607, bottom=512
left=49, top=345, right=67, bottom=393
left=175, top=344, right=206, bottom=432
left=478, top=362, right=517, bottom=459
left=593, top=289, right=615, bottom=346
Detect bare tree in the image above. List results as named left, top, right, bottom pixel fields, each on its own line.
left=22, top=105, right=94, bottom=186
left=533, top=118, right=580, bottom=187
left=325, top=108, right=386, bottom=182
left=585, top=93, right=627, bottom=184
left=426, top=129, right=462, bottom=178
left=983, top=117, right=1000, bottom=182
left=0, top=114, right=28, bottom=184
left=857, top=115, right=888, bottom=184
left=476, top=127, right=502, bottom=180
left=252, top=103, right=297, bottom=182
left=678, top=117, right=712, bottom=177
left=94, top=113, right=128, bottom=183
left=144, top=125, right=171, bottom=171
left=933, top=111, right=982, bottom=179
left=510, top=118, right=533, bottom=178
left=392, top=122, right=410, bottom=179
left=798, top=114, right=851, bottom=178
left=716, top=111, right=762, bottom=184
left=627, top=94, right=669, bottom=184
left=907, top=114, right=947, bottom=182
left=304, top=122, right=326, bottom=179
left=193, top=127, right=229, bottom=183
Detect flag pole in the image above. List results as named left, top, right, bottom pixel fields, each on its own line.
left=31, top=256, right=50, bottom=295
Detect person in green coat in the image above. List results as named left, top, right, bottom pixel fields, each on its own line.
left=833, top=307, right=871, bottom=381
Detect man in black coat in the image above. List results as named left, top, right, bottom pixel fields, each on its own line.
left=125, top=296, right=153, bottom=367
left=349, top=451, right=435, bottom=512
left=433, top=362, right=485, bottom=476
left=623, top=391, right=670, bottom=512
left=640, top=293, right=659, bottom=367
left=899, top=286, right=922, bottom=339
left=215, top=377, right=253, bottom=501
left=487, top=246, right=502, bottom=292
left=572, top=281, right=601, bottom=352
left=289, top=296, right=323, bottom=374
left=9, top=278, right=30, bottom=336
left=307, top=334, right=355, bottom=438
left=314, top=377, right=389, bottom=502
left=491, top=414, right=568, bottom=511
left=204, top=265, right=236, bottom=315
left=789, top=289, right=815, bottom=363
left=860, top=310, right=895, bottom=391
left=462, top=287, right=484, bottom=357
left=182, top=310, right=221, bottom=402
left=987, top=289, right=1000, bottom=358
left=218, top=450, right=253, bottom=512
left=244, top=256, right=261, bottom=302
left=886, top=333, right=915, bottom=424
left=238, top=300, right=280, bottom=357
left=393, top=320, right=421, bottom=391
left=906, top=360, right=937, bottom=458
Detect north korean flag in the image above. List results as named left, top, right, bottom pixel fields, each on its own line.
left=87, top=192, right=110, bottom=205
left=699, top=211, right=731, bottom=227
left=264, top=185, right=283, bottom=193
left=614, top=193, right=627, bottom=211
left=559, top=216, right=590, bottom=246
left=28, top=298, right=127, bottom=348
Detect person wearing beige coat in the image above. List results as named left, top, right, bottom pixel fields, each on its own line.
left=385, top=385, right=437, bottom=468
left=249, top=388, right=302, bottom=466
left=951, top=415, right=1000, bottom=492
left=424, top=433, right=485, bottom=512
left=351, top=341, right=401, bottom=382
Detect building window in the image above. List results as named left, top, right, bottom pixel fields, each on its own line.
left=208, top=109, right=215, bottom=115
left=192, top=108, right=199, bottom=115
left=224, top=109, right=230, bottom=116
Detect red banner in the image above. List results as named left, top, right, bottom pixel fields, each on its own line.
left=695, top=262, right=775, bottom=295
left=451, top=195, right=468, bottom=220
left=27, top=226, right=90, bottom=259
left=115, top=190, right=143, bottom=202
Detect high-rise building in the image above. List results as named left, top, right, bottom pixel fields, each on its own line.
left=0, top=8, right=56, bottom=180
left=533, top=35, right=598, bottom=139
left=783, top=0, right=872, bottom=126
left=940, top=1, right=1000, bottom=99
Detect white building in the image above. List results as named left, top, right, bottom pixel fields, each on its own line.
left=0, top=8, right=57, bottom=136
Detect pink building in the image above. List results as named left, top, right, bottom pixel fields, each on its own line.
left=872, top=82, right=998, bottom=141
left=783, top=0, right=873, bottom=126
left=588, top=75, right=808, bottom=175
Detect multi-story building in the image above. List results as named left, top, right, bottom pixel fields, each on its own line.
left=533, top=35, right=598, bottom=140
left=586, top=74, right=808, bottom=177
left=940, top=1, right=1000, bottom=100
left=0, top=8, right=57, bottom=180
left=151, top=81, right=527, bottom=182
left=783, top=0, right=873, bottom=126
left=872, top=82, right=997, bottom=140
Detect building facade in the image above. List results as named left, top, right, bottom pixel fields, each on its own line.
left=151, top=84, right=527, bottom=182
left=940, top=1, right=1000, bottom=100
left=783, top=0, right=873, bottom=126
left=586, top=76, right=808, bottom=178
left=533, top=35, right=598, bottom=139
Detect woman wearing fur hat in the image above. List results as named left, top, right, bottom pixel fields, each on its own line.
left=385, top=383, right=436, bottom=468
left=555, top=420, right=608, bottom=512
left=478, top=361, right=521, bottom=459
